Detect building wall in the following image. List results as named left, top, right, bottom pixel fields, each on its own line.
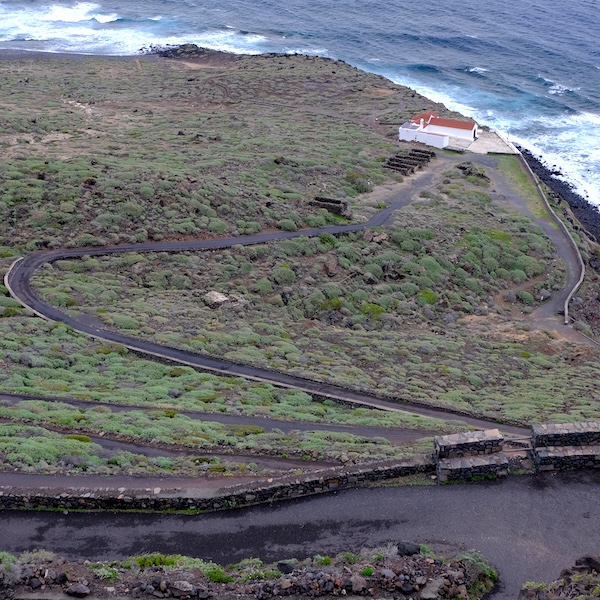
left=416, top=131, right=448, bottom=148
left=399, top=128, right=448, bottom=148
left=425, top=124, right=476, bottom=141
left=399, top=128, right=418, bottom=142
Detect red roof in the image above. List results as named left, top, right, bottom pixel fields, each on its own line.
left=427, top=117, right=476, bottom=130
left=410, top=110, right=439, bottom=124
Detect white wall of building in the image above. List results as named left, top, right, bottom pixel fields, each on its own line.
left=399, top=128, right=418, bottom=142
left=425, top=123, right=476, bottom=141
left=416, top=131, right=448, bottom=148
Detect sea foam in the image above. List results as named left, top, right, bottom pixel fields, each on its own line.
left=0, top=0, right=598, bottom=206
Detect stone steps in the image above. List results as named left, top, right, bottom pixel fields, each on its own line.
left=435, top=428, right=503, bottom=459
left=532, top=422, right=600, bottom=447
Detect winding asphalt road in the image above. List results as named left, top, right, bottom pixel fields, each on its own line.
left=4, top=156, right=534, bottom=436
left=1, top=153, right=595, bottom=599
left=2, top=470, right=600, bottom=600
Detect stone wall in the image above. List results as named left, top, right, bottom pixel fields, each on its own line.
left=535, top=446, right=600, bottom=471
left=6, top=422, right=600, bottom=512
left=0, top=457, right=435, bottom=513
left=437, top=454, right=509, bottom=483
left=434, top=429, right=504, bottom=459
left=532, top=422, right=600, bottom=448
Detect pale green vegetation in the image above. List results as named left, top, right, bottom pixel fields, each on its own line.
left=0, top=403, right=432, bottom=470
left=1, top=256, right=461, bottom=432
left=1, top=51, right=599, bottom=478
left=0, top=254, right=464, bottom=472
left=0, top=52, right=456, bottom=249
left=30, top=160, right=600, bottom=425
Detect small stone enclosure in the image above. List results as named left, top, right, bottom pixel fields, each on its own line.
left=435, top=422, right=600, bottom=482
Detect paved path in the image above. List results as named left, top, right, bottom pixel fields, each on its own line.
left=0, top=151, right=596, bottom=599
left=2, top=470, right=599, bottom=599
left=0, top=392, right=434, bottom=445
left=470, top=154, right=586, bottom=342
left=4, top=154, right=533, bottom=437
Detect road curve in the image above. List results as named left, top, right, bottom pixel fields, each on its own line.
left=6, top=156, right=574, bottom=436
left=4, top=201, right=529, bottom=435
left=2, top=470, right=600, bottom=600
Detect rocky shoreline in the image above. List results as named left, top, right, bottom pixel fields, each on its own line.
left=518, top=147, right=600, bottom=242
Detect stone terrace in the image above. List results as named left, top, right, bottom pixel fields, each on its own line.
left=434, top=429, right=507, bottom=482
left=533, top=422, right=600, bottom=472
left=535, top=446, right=600, bottom=472
left=532, top=422, right=600, bottom=448
left=435, top=429, right=504, bottom=459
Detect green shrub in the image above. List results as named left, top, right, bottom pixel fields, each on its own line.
left=272, top=267, right=296, bottom=285
left=360, top=303, right=385, bottom=320
left=338, top=552, right=357, bottom=564
left=363, top=263, right=383, bottom=280
left=351, top=289, right=369, bottom=304
left=112, top=315, right=139, bottom=329
left=134, top=554, right=177, bottom=569
left=400, top=282, right=419, bottom=297
left=253, top=277, right=273, bottom=295
left=417, top=290, right=437, bottom=305
left=361, top=567, right=374, bottom=576
left=0, top=552, right=16, bottom=573
left=318, top=233, right=338, bottom=247
left=510, top=269, right=527, bottom=284
left=204, top=565, right=234, bottom=583
left=0, top=297, right=21, bottom=308
left=516, top=290, right=534, bottom=305
left=279, top=219, right=297, bottom=232
left=65, top=434, right=92, bottom=443
left=91, top=565, right=119, bottom=582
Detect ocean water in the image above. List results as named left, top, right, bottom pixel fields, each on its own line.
left=1, top=0, right=599, bottom=206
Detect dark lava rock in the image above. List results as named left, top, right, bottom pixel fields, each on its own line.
left=397, top=540, right=421, bottom=556
left=28, top=578, right=42, bottom=590
left=277, top=561, right=294, bottom=575
left=65, top=583, right=91, bottom=598
left=574, top=554, right=600, bottom=573
left=519, top=146, right=600, bottom=242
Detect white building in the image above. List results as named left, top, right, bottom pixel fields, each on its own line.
left=399, top=110, right=478, bottom=148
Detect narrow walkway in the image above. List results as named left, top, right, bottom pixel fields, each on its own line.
left=469, top=153, right=588, bottom=343
left=0, top=392, right=433, bottom=444
left=3, top=150, right=592, bottom=500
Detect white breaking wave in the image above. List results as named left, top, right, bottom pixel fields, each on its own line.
left=38, top=2, right=99, bottom=22
left=548, top=83, right=580, bottom=95
left=93, top=13, right=118, bottom=23
left=390, top=73, right=600, bottom=207
left=0, top=2, right=271, bottom=55
left=490, top=111, right=600, bottom=206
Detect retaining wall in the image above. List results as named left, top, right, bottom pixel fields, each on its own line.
left=434, top=429, right=503, bottom=459
left=532, top=422, right=600, bottom=448
left=437, top=454, right=509, bottom=483
left=535, top=446, right=600, bottom=471
left=0, top=457, right=435, bottom=512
